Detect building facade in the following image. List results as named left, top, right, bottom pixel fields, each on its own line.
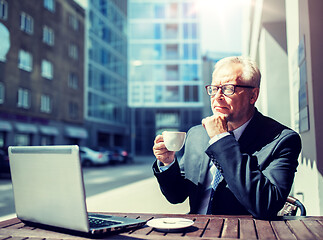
left=0, top=0, right=86, bottom=147
left=243, top=0, right=323, bottom=215
left=84, top=0, right=129, bottom=150
left=128, top=0, right=203, bottom=155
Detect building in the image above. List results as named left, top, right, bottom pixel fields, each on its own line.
left=243, top=0, right=323, bottom=215
left=84, top=0, right=129, bottom=150
left=0, top=0, right=86, bottom=147
left=128, top=0, right=203, bottom=155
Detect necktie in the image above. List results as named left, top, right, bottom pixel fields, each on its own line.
left=206, top=131, right=234, bottom=214
left=206, top=157, right=223, bottom=214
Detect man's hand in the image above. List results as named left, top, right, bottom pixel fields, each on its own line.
left=153, top=134, right=175, bottom=166
left=202, top=114, right=228, bottom=139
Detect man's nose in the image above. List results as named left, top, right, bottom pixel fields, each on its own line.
left=212, top=88, right=224, bottom=99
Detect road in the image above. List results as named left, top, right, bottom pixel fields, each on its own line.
left=0, top=157, right=155, bottom=219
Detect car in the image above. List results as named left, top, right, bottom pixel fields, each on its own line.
left=79, top=146, right=110, bottom=167
left=97, top=147, right=133, bottom=164
left=0, top=147, right=10, bottom=178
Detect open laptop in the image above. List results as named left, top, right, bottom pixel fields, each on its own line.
left=8, top=145, right=146, bottom=235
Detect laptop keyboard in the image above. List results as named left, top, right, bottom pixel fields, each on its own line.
left=89, top=217, right=121, bottom=228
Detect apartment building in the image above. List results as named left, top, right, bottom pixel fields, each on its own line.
left=0, top=0, right=86, bottom=147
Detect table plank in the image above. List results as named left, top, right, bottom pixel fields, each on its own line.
left=271, top=220, right=296, bottom=240
left=222, top=218, right=238, bottom=239
left=185, top=216, right=208, bottom=237
left=301, top=220, right=323, bottom=239
left=201, top=217, right=223, bottom=238
left=240, top=218, right=257, bottom=239
left=254, top=219, right=276, bottom=239
left=286, top=220, right=316, bottom=240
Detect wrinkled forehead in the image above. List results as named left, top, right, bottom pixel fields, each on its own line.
left=212, top=63, right=244, bottom=85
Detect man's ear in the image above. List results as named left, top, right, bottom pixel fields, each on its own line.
left=250, top=88, right=259, bottom=105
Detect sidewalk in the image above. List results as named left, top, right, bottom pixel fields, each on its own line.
left=86, top=176, right=189, bottom=214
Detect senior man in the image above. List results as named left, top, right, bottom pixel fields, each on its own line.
left=152, top=56, right=301, bottom=219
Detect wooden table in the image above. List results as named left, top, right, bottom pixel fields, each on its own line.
left=0, top=213, right=322, bottom=239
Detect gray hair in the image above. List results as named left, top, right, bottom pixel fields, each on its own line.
left=212, top=56, right=261, bottom=87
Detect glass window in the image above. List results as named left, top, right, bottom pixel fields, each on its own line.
left=44, top=0, right=55, bottom=12
left=166, top=65, right=179, bottom=81
left=154, top=4, right=164, bottom=18
left=182, top=64, right=199, bottom=81
left=41, top=60, right=53, bottom=79
left=183, top=23, right=197, bottom=39
left=69, top=14, right=79, bottom=31
left=69, top=101, right=78, bottom=119
left=154, top=24, right=161, bottom=39
left=17, top=88, right=30, bottom=109
left=165, top=24, right=178, bottom=39
left=183, top=2, right=197, bottom=18
left=129, top=3, right=153, bottom=19
left=184, top=85, right=199, bottom=102
left=68, top=73, right=78, bottom=89
left=167, top=3, right=178, bottom=18
left=165, top=86, right=179, bottom=102
left=166, top=44, right=178, bottom=60
left=0, top=82, right=4, bottom=104
left=40, top=94, right=51, bottom=113
left=0, top=0, right=8, bottom=20
left=43, top=26, right=55, bottom=46
left=69, top=44, right=78, bottom=60
left=130, top=23, right=155, bottom=39
left=14, top=134, right=30, bottom=146
left=20, top=12, right=34, bottom=34
left=18, top=50, right=33, bottom=72
left=40, top=135, right=54, bottom=145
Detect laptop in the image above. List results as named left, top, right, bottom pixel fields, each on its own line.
left=8, top=145, right=146, bottom=235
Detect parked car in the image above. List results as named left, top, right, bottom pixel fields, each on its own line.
left=97, top=147, right=133, bottom=164
left=0, top=147, right=10, bottom=177
left=79, top=146, right=110, bottom=167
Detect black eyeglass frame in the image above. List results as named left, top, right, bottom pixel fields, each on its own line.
left=205, top=84, right=256, bottom=96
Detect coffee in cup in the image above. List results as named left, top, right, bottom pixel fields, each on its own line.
left=162, top=131, right=186, bottom=151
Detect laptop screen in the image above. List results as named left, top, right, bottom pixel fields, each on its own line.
left=9, top=145, right=90, bottom=232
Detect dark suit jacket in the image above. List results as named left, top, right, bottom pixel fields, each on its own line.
left=153, top=109, right=301, bottom=219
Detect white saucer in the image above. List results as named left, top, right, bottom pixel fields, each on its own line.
left=147, top=218, right=194, bottom=230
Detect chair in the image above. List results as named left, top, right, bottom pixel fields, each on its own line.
left=278, top=196, right=306, bottom=216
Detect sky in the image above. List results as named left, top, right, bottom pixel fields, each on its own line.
left=74, top=0, right=245, bottom=54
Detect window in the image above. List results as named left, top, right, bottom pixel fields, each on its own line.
left=18, top=50, right=33, bottom=72
left=165, top=24, right=178, bottom=39
left=14, top=134, right=30, bottom=146
left=0, top=0, right=8, bottom=20
left=20, top=12, right=34, bottom=34
left=68, top=73, right=78, bottom=89
left=17, top=88, right=30, bottom=109
left=44, top=0, right=55, bottom=12
left=0, top=82, right=4, bottom=104
left=69, top=15, right=79, bottom=31
left=69, top=44, right=78, bottom=60
left=40, top=95, right=51, bottom=113
left=69, top=102, right=78, bottom=119
left=43, top=26, right=54, bottom=46
left=41, top=60, right=53, bottom=79
left=184, top=85, right=199, bottom=102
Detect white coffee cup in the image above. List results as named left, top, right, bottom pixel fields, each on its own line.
left=163, top=131, right=186, bottom=151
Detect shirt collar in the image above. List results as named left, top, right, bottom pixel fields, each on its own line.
left=232, top=117, right=252, bottom=141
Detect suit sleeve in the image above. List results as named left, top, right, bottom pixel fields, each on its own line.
left=206, top=131, right=301, bottom=219
left=152, top=158, right=189, bottom=204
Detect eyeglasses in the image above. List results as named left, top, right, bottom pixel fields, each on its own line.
left=205, top=84, right=255, bottom=96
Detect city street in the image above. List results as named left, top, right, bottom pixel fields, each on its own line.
left=0, top=156, right=189, bottom=221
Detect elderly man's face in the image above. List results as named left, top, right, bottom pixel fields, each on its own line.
left=210, top=63, right=259, bottom=127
